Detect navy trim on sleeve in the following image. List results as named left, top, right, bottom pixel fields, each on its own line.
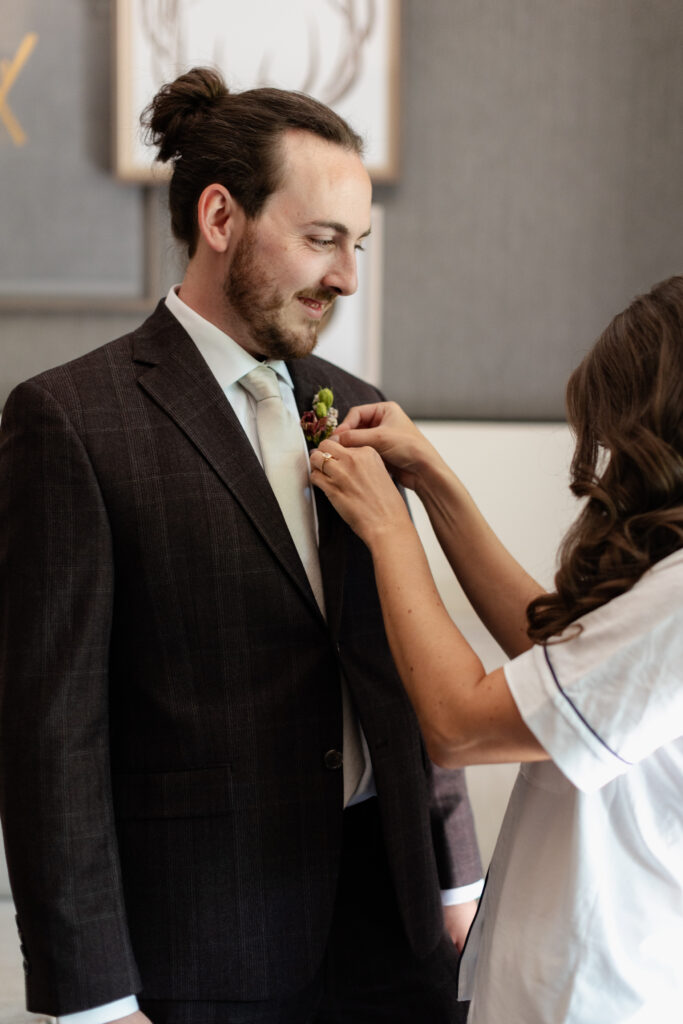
left=543, top=647, right=632, bottom=765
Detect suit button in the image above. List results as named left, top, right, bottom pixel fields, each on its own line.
left=324, top=749, right=343, bottom=770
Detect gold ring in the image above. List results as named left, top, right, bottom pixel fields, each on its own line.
left=320, top=451, right=333, bottom=475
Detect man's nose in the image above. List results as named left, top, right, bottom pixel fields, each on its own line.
left=321, top=248, right=358, bottom=297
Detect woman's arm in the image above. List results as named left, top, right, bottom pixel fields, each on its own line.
left=415, top=458, right=544, bottom=659
left=310, top=442, right=547, bottom=768
left=334, top=402, right=544, bottom=658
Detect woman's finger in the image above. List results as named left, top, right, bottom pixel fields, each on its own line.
left=335, top=427, right=383, bottom=449
left=337, top=402, right=387, bottom=432
left=319, top=450, right=335, bottom=477
left=310, top=446, right=340, bottom=480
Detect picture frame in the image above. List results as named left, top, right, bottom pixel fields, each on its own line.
left=114, top=0, right=400, bottom=183
left=0, top=0, right=161, bottom=312
left=0, top=190, right=163, bottom=313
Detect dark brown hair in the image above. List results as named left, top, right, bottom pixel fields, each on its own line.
left=527, top=275, right=683, bottom=643
left=141, top=66, right=364, bottom=257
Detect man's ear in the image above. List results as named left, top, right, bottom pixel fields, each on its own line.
left=196, top=183, right=239, bottom=253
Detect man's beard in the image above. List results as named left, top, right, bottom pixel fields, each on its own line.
left=225, top=226, right=336, bottom=360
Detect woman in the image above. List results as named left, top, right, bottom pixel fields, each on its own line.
left=310, top=275, right=683, bottom=1023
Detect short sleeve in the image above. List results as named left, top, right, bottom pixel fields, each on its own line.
left=504, top=551, right=683, bottom=792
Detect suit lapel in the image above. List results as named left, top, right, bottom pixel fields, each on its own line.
left=289, top=358, right=349, bottom=639
left=131, top=302, right=323, bottom=620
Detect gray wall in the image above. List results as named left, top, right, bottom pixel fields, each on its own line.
left=2, top=1, right=683, bottom=417
left=375, top=0, right=683, bottom=417
left=0, top=0, right=184, bottom=400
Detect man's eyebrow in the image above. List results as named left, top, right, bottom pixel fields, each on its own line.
left=310, top=220, right=372, bottom=240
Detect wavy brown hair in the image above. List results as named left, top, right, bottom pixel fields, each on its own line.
left=527, top=275, right=683, bottom=643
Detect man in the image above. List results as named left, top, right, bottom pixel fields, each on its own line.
left=0, top=68, right=482, bottom=1023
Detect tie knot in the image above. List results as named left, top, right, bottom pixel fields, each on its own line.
left=239, top=365, right=281, bottom=403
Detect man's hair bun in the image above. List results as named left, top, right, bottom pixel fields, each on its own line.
left=141, top=66, right=228, bottom=163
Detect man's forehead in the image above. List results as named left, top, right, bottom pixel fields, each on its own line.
left=278, top=130, right=369, bottom=187
left=273, top=131, right=372, bottom=234
left=279, top=126, right=356, bottom=162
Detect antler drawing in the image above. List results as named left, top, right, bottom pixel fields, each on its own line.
left=138, top=0, right=377, bottom=107
left=139, top=0, right=200, bottom=82
left=257, top=0, right=377, bottom=104
left=322, top=0, right=376, bottom=105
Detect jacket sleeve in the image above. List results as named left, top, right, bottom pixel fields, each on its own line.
left=0, top=380, right=140, bottom=1016
left=427, top=761, right=483, bottom=891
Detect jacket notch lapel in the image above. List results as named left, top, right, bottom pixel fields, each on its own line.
left=131, top=305, right=324, bottom=620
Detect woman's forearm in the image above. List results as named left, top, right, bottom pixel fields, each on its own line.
left=366, top=520, right=546, bottom=767
left=367, top=520, right=487, bottom=757
left=333, top=402, right=545, bottom=656
left=308, top=436, right=547, bottom=766
left=414, top=457, right=544, bottom=659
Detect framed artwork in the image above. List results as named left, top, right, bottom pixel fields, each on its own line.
left=114, top=0, right=400, bottom=183
left=0, top=0, right=160, bottom=312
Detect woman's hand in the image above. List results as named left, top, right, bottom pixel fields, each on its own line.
left=310, top=439, right=412, bottom=547
left=443, top=899, right=479, bottom=952
left=333, top=401, right=442, bottom=492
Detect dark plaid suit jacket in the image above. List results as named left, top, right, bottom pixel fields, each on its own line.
left=0, top=302, right=481, bottom=1016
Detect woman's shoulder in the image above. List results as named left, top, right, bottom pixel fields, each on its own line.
left=573, top=547, right=683, bottom=639
left=646, top=546, right=683, bottom=581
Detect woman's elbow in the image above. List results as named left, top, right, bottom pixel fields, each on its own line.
left=423, top=722, right=472, bottom=770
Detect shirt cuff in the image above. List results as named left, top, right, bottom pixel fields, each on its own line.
left=440, top=879, right=485, bottom=905
left=58, top=994, right=140, bottom=1024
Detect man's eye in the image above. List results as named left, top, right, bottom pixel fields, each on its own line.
left=310, top=238, right=335, bottom=248
left=355, top=243, right=366, bottom=253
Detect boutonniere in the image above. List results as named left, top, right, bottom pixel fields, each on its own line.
left=300, top=387, right=338, bottom=447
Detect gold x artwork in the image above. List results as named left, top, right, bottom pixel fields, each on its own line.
left=0, top=32, right=38, bottom=147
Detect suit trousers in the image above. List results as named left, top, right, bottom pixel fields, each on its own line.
left=139, top=798, right=468, bottom=1024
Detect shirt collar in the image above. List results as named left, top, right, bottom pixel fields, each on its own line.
left=164, top=285, right=293, bottom=392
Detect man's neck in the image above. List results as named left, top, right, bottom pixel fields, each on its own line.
left=177, top=274, right=259, bottom=356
